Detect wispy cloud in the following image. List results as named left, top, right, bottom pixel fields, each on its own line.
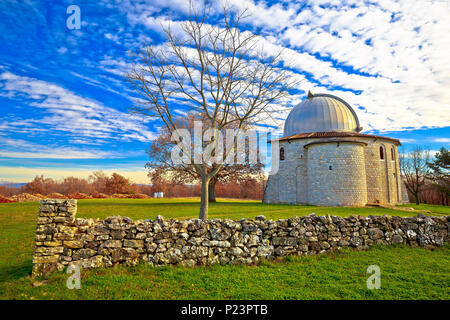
left=119, top=0, right=450, bottom=132
left=0, top=70, right=156, bottom=144
left=0, top=137, right=115, bottom=159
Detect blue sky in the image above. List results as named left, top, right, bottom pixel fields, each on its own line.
left=0, top=0, right=449, bottom=183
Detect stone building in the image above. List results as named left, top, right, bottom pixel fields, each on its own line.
left=263, top=91, right=409, bottom=206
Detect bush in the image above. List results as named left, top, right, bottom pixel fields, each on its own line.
left=0, top=195, right=17, bottom=203
left=46, top=192, right=67, bottom=199
left=11, top=193, right=43, bottom=202
left=66, top=192, right=91, bottom=199
left=91, top=192, right=109, bottom=199
left=111, top=193, right=150, bottom=199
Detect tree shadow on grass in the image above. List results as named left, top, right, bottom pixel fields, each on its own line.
left=0, top=260, right=32, bottom=283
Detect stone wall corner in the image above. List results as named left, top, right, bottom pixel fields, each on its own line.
left=32, top=199, right=77, bottom=277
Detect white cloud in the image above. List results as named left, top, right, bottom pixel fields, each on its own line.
left=0, top=137, right=115, bottom=159
left=0, top=71, right=156, bottom=143
left=121, top=0, right=450, bottom=133
left=0, top=151, right=107, bottom=159
left=261, top=0, right=450, bottom=132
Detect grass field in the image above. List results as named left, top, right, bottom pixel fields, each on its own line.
left=0, top=198, right=449, bottom=300
left=398, top=203, right=450, bottom=215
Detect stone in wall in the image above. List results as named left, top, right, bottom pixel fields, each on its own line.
left=32, top=200, right=449, bottom=277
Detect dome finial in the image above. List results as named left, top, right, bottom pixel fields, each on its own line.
left=307, top=90, right=315, bottom=99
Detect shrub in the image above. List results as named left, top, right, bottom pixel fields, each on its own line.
left=46, top=192, right=67, bottom=199
left=0, top=195, right=17, bottom=203
left=66, top=192, right=91, bottom=199
left=11, top=193, right=43, bottom=202
left=91, top=192, right=109, bottom=199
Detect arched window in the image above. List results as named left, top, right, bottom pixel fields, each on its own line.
left=391, top=147, right=395, bottom=161
left=379, top=146, right=384, bottom=160
left=280, top=147, right=285, bottom=161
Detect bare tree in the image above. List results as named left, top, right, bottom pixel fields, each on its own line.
left=127, top=2, right=298, bottom=219
left=88, top=171, right=108, bottom=194
left=399, top=146, right=430, bottom=205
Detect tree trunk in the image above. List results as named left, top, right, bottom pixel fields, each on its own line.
left=208, top=178, right=217, bottom=203
left=199, top=176, right=210, bottom=220
left=414, top=191, right=420, bottom=205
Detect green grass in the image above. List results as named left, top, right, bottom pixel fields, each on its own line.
left=3, top=198, right=447, bottom=222
left=397, top=203, right=450, bottom=215
left=0, top=198, right=448, bottom=300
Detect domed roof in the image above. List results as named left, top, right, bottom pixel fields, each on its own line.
left=283, top=91, right=362, bottom=137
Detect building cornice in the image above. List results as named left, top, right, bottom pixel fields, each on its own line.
left=271, top=131, right=401, bottom=145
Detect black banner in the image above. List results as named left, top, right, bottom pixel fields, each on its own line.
left=2, top=300, right=448, bottom=319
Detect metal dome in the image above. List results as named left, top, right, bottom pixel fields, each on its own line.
left=283, top=91, right=362, bottom=137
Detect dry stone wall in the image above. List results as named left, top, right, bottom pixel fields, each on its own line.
left=32, top=199, right=450, bottom=277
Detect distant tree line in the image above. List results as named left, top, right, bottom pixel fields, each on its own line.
left=400, top=146, right=449, bottom=205
left=0, top=171, right=266, bottom=200
left=0, top=172, right=144, bottom=197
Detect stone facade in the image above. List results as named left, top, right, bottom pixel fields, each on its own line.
left=307, top=141, right=367, bottom=206
left=32, top=199, right=449, bottom=277
left=264, top=136, right=408, bottom=206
